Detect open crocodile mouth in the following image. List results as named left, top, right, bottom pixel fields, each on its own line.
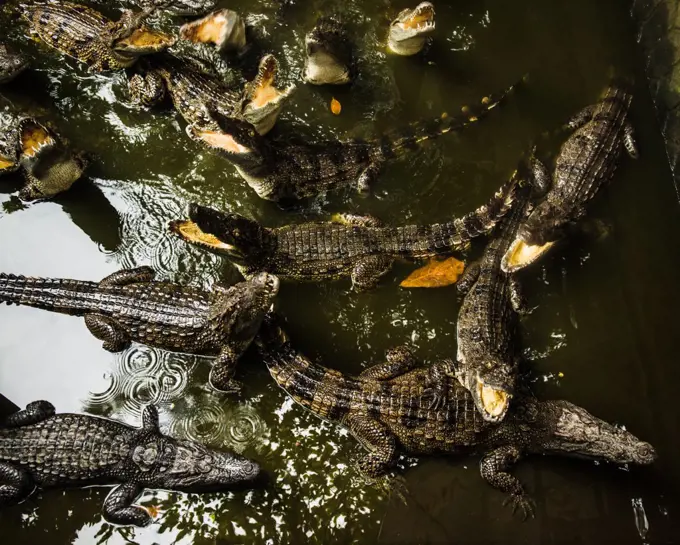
left=396, top=3, right=435, bottom=33
left=246, top=56, right=292, bottom=111
left=192, top=128, right=252, bottom=154
left=501, top=238, right=555, bottom=273
left=113, top=28, right=176, bottom=54
left=179, top=9, right=245, bottom=51
left=20, top=122, right=56, bottom=159
left=477, top=380, right=511, bottom=421
left=169, top=220, right=238, bottom=255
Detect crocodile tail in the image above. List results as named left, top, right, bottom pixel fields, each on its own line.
left=382, top=79, right=521, bottom=157
left=443, top=171, right=520, bottom=248
left=0, top=273, right=97, bottom=314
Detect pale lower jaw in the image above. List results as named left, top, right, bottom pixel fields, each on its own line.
left=477, top=381, right=510, bottom=420
left=501, top=238, right=555, bottom=273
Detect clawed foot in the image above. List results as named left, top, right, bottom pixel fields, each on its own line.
left=208, top=369, right=242, bottom=394
left=361, top=472, right=409, bottom=505
left=503, top=493, right=536, bottom=520
left=424, top=387, right=446, bottom=410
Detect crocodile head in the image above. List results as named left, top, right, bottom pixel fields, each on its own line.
left=501, top=200, right=563, bottom=273
left=112, top=27, right=176, bottom=55
left=242, top=54, right=295, bottom=135
left=209, top=272, right=280, bottom=351
left=455, top=356, right=515, bottom=423
left=180, top=9, right=247, bottom=52
left=528, top=400, right=657, bottom=466
left=19, top=149, right=88, bottom=201
left=133, top=405, right=262, bottom=491
left=388, top=2, right=435, bottom=56
left=303, top=17, right=352, bottom=85
left=0, top=43, right=28, bottom=84
left=170, top=203, right=276, bottom=275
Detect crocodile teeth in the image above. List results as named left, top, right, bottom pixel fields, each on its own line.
left=478, top=381, right=509, bottom=418
left=501, top=238, right=555, bottom=273
left=195, top=130, right=251, bottom=154
left=399, top=3, right=435, bottom=30
left=113, top=28, right=176, bottom=54
left=20, top=123, right=55, bottom=158
left=169, top=220, right=233, bottom=252
left=179, top=9, right=246, bottom=52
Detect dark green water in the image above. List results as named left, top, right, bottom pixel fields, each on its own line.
left=1, top=0, right=680, bottom=543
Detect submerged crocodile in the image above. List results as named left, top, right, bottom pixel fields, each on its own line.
left=179, top=9, right=247, bottom=53
left=0, top=100, right=87, bottom=200
left=0, top=266, right=279, bottom=391
left=388, top=2, right=435, bottom=56
left=170, top=173, right=517, bottom=289
left=22, top=1, right=175, bottom=72
left=0, top=43, right=28, bottom=84
left=303, top=16, right=353, bottom=85
left=129, top=53, right=294, bottom=135
left=255, top=318, right=656, bottom=518
left=0, top=401, right=261, bottom=526
left=188, top=80, right=519, bottom=201
left=501, top=82, right=638, bottom=273
left=453, top=177, right=540, bottom=423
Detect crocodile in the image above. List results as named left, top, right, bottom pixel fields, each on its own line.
left=187, top=80, right=519, bottom=201
left=0, top=401, right=261, bottom=526
left=169, top=172, right=518, bottom=289
left=128, top=53, right=295, bottom=135
left=453, top=176, right=541, bottom=423
left=254, top=317, right=656, bottom=518
left=388, top=2, right=435, bottom=56
left=179, top=9, right=247, bottom=53
left=303, top=16, right=353, bottom=85
left=140, top=0, right=219, bottom=16
left=0, top=43, right=28, bottom=84
left=0, top=266, right=279, bottom=392
left=0, top=100, right=88, bottom=200
left=21, top=1, right=175, bottom=72
left=501, top=82, right=638, bottom=273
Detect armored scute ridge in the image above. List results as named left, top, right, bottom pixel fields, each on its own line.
left=502, top=82, right=638, bottom=272
left=0, top=401, right=261, bottom=526
left=129, top=53, right=295, bottom=136
left=169, top=172, right=517, bottom=289
left=255, top=317, right=656, bottom=519
left=21, top=1, right=174, bottom=72
left=0, top=266, right=279, bottom=391
left=187, top=80, right=520, bottom=201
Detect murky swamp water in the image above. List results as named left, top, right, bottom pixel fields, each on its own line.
left=1, top=0, right=680, bottom=543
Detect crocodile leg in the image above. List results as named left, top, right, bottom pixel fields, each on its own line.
left=209, top=345, right=242, bottom=393
left=2, top=400, right=55, bottom=428
left=359, top=346, right=416, bottom=380
left=351, top=256, right=393, bottom=291
left=623, top=121, right=639, bottom=159
left=356, top=162, right=382, bottom=194
left=100, top=266, right=156, bottom=287
left=18, top=171, right=44, bottom=201
left=529, top=156, right=552, bottom=196
left=423, top=359, right=455, bottom=410
left=332, top=213, right=383, bottom=227
left=509, top=276, right=530, bottom=315
left=565, top=104, right=596, bottom=130
left=0, top=462, right=33, bottom=505
left=456, top=260, right=481, bottom=295
left=84, top=314, right=130, bottom=352
left=344, top=413, right=397, bottom=478
left=103, top=482, right=151, bottom=527
left=480, top=445, right=535, bottom=520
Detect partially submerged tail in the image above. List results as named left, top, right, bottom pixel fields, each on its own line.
left=0, top=274, right=98, bottom=315
left=381, top=79, right=522, bottom=157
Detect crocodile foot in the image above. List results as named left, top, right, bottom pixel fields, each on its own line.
left=503, top=493, right=536, bottom=521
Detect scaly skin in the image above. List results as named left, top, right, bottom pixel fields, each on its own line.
left=502, top=82, right=638, bottom=272
left=141, top=0, right=219, bottom=16
left=0, top=401, right=261, bottom=526
left=170, top=172, right=518, bottom=289
left=188, top=80, right=519, bottom=201
left=0, top=99, right=87, bottom=200
left=303, top=16, right=353, bottom=85
left=21, top=1, right=174, bottom=72
left=0, top=266, right=279, bottom=391
left=255, top=318, right=657, bottom=519
left=388, top=2, right=436, bottom=56
left=0, top=43, right=28, bottom=84
left=129, top=53, right=294, bottom=135
left=454, top=181, right=536, bottom=422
